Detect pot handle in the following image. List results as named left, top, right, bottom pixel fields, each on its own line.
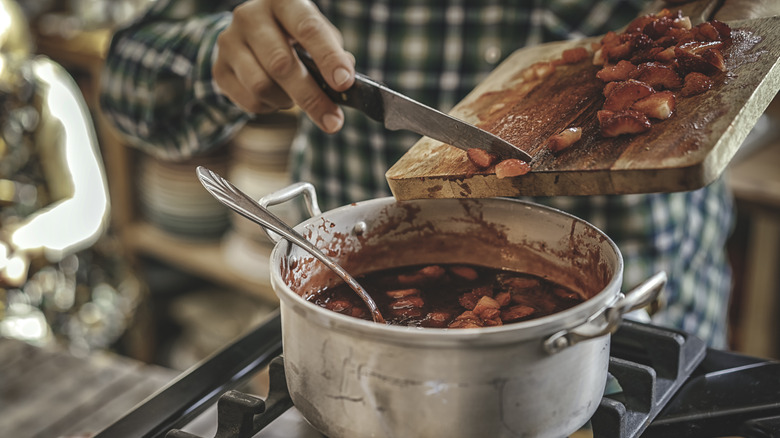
left=542, top=271, right=667, bottom=355
left=258, top=182, right=322, bottom=243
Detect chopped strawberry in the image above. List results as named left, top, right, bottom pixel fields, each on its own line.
left=603, top=81, right=617, bottom=97
left=467, top=148, right=498, bottom=168
left=596, top=60, right=637, bottom=82
left=629, top=46, right=665, bottom=64
left=642, top=16, right=674, bottom=39
left=547, top=127, right=583, bottom=153
left=449, top=265, right=479, bottom=281
left=631, top=91, right=676, bottom=120
left=448, top=310, right=483, bottom=328
left=700, top=48, right=726, bottom=72
left=696, top=22, right=721, bottom=42
left=672, top=16, right=692, bottom=30
left=598, top=110, right=652, bottom=137
left=624, top=14, right=656, bottom=34
left=710, top=20, right=732, bottom=45
left=675, top=41, right=726, bottom=75
left=494, top=291, right=511, bottom=307
left=680, top=72, right=714, bottom=97
left=425, top=311, right=452, bottom=328
left=500, top=305, right=536, bottom=323
left=495, top=159, right=531, bottom=179
left=473, top=296, right=502, bottom=320
left=561, top=46, right=589, bottom=64
left=386, top=288, right=420, bottom=299
left=631, top=62, right=682, bottom=90
left=391, top=296, right=425, bottom=309
left=602, top=79, right=655, bottom=111
left=592, top=47, right=606, bottom=65
left=654, top=46, right=677, bottom=63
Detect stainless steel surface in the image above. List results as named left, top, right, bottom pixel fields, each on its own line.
left=258, top=182, right=322, bottom=243
left=377, top=83, right=533, bottom=161
left=543, top=271, right=667, bottom=354
left=294, top=45, right=532, bottom=162
left=266, top=185, right=641, bottom=438
left=196, top=166, right=385, bottom=324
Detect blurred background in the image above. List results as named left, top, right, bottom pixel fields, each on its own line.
left=0, top=0, right=778, bottom=415
left=2, top=0, right=779, bottom=370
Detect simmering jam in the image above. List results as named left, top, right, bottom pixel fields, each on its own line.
left=307, top=264, right=587, bottom=328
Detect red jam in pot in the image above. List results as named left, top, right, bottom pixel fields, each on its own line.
left=308, top=264, right=587, bottom=328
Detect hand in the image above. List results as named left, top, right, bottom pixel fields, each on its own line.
left=213, top=0, right=355, bottom=133
left=715, top=0, right=780, bottom=21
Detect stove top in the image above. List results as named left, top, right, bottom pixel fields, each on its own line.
left=94, top=311, right=780, bottom=438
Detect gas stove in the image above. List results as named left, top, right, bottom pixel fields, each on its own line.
left=94, top=311, right=780, bottom=438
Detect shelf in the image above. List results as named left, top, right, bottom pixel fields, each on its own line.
left=125, top=221, right=279, bottom=304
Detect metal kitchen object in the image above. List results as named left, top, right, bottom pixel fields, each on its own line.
left=195, top=167, right=385, bottom=324
left=264, top=182, right=663, bottom=438
left=294, top=45, right=532, bottom=162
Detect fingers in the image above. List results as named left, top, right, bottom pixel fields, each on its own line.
left=213, top=0, right=353, bottom=133
left=214, top=32, right=293, bottom=113
left=273, top=1, right=355, bottom=91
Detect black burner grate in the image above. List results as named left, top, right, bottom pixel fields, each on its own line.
left=95, top=312, right=780, bottom=438
left=591, top=320, right=707, bottom=437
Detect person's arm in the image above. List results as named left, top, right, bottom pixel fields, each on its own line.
left=99, top=0, right=249, bottom=160
left=100, top=0, right=356, bottom=160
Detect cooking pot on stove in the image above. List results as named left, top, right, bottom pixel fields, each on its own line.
left=263, top=182, right=665, bottom=438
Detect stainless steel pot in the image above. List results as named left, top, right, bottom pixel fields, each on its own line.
left=264, top=183, right=665, bottom=438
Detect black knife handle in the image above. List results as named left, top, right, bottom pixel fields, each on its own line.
left=294, top=44, right=385, bottom=123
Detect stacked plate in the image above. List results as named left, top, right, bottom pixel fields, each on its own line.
left=226, top=111, right=301, bottom=244
left=137, top=152, right=231, bottom=240
left=222, top=112, right=301, bottom=282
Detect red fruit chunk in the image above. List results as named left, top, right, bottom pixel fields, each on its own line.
left=467, top=148, right=498, bottom=168
left=631, top=91, right=676, bottom=120
left=500, top=305, right=536, bottom=323
left=391, top=296, right=425, bottom=310
left=598, top=110, right=652, bottom=137
left=473, top=296, right=502, bottom=320
left=450, top=265, right=479, bottom=281
left=386, top=288, right=420, bottom=299
left=603, top=79, right=655, bottom=111
left=654, top=46, right=677, bottom=63
left=603, top=81, right=619, bottom=97
left=710, top=19, right=732, bottom=45
left=448, top=311, right=483, bottom=329
left=494, top=291, right=511, bottom=307
left=596, top=60, right=637, bottom=82
left=631, top=62, right=682, bottom=90
left=459, top=292, right=479, bottom=310
left=495, top=159, right=531, bottom=179
left=680, top=72, right=714, bottom=97
left=426, top=311, right=452, bottom=328
left=547, top=127, right=582, bottom=153
left=675, top=42, right=726, bottom=75
left=561, top=47, right=589, bottom=64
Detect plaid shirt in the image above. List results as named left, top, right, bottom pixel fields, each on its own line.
left=100, top=0, right=734, bottom=348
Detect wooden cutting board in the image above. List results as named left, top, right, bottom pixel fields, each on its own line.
left=385, top=14, right=780, bottom=200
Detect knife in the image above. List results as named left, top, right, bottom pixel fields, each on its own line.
left=294, top=45, right=532, bottom=162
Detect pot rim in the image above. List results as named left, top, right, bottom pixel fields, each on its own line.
left=269, top=197, right=624, bottom=346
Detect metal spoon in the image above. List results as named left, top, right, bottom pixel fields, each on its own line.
left=196, top=166, right=385, bottom=324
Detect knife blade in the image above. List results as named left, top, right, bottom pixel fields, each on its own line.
left=294, top=45, right=532, bottom=162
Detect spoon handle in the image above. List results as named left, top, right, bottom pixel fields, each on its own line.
left=196, top=166, right=385, bottom=323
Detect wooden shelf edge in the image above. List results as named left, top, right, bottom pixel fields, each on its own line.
left=124, top=221, right=279, bottom=304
